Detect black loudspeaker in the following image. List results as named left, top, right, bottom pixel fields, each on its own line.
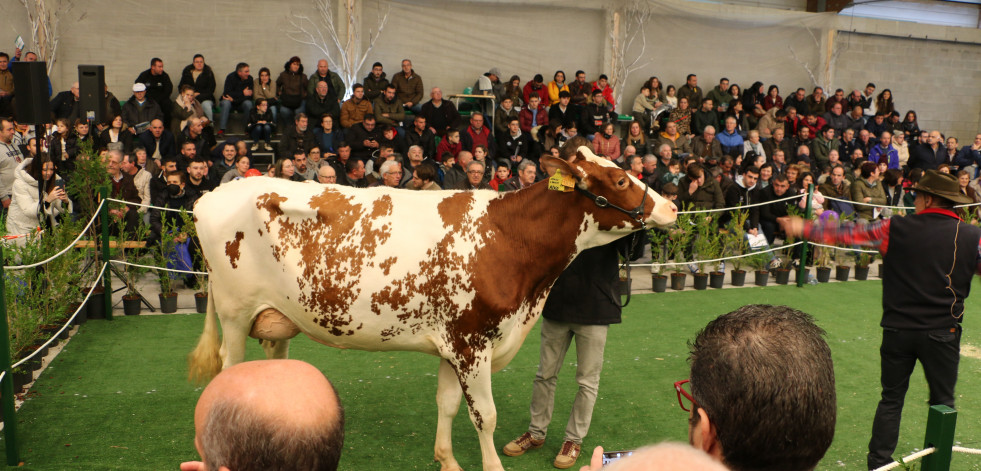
left=78, top=65, right=106, bottom=125
left=12, top=61, right=51, bottom=125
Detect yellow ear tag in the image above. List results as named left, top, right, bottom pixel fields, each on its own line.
left=548, top=169, right=575, bottom=192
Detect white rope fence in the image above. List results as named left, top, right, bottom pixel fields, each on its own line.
left=106, top=197, right=194, bottom=213
left=110, top=259, right=208, bottom=276
left=675, top=193, right=803, bottom=214
left=630, top=242, right=802, bottom=268
left=3, top=199, right=105, bottom=271
left=11, top=262, right=107, bottom=371
left=872, top=447, right=936, bottom=471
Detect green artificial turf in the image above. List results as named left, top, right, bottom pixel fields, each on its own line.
left=4, top=282, right=981, bottom=470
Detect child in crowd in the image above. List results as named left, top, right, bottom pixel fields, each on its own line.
left=661, top=158, right=682, bottom=187
left=436, top=130, right=462, bottom=163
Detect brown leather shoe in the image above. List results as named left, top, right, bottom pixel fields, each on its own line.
left=502, top=431, right=545, bottom=457
left=553, top=440, right=581, bottom=469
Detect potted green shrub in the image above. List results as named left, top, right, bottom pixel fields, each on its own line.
left=153, top=218, right=180, bottom=313
left=117, top=219, right=152, bottom=315
left=749, top=252, right=770, bottom=286
left=722, top=211, right=749, bottom=287
left=179, top=210, right=209, bottom=312
left=855, top=252, right=873, bottom=281
left=813, top=245, right=833, bottom=283
left=667, top=213, right=694, bottom=291
left=648, top=228, right=670, bottom=293
left=834, top=248, right=851, bottom=282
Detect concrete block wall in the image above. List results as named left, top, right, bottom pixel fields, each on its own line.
left=834, top=31, right=981, bottom=142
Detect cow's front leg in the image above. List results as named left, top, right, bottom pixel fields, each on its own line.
left=435, top=358, right=463, bottom=471
left=458, top=356, right=503, bottom=471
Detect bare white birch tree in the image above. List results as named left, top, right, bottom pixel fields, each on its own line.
left=19, top=0, right=84, bottom=76
left=286, top=0, right=390, bottom=100
left=608, top=4, right=652, bottom=111
left=788, top=25, right=848, bottom=92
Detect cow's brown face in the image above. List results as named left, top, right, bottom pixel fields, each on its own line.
left=543, top=148, right=677, bottom=232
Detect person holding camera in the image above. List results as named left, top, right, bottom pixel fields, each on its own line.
left=7, top=154, right=71, bottom=243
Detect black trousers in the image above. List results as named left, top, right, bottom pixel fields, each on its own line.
left=867, top=325, right=961, bottom=470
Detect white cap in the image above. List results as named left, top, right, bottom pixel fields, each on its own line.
left=132, top=83, right=146, bottom=92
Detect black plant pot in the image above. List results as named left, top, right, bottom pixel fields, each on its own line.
left=855, top=266, right=870, bottom=281
left=123, top=296, right=142, bottom=316
left=67, top=303, right=87, bottom=325
left=651, top=275, right=668, bottom=293
left=835, top=265, right=851, bottom=282
left=730, top=270, right=747, bottom=287
left=159, top=293, right=179, bottom=314
left=670, top=273, right=687, bottom=291
left=774, top=268, right=791, bottom=285
left=12, top=370, right=32, bottom=392
left=709, top=272, right=725, bottom=289
left=195, top=293, right=209, bottom=313
left=816, top=267, right=832, bottom=283
left=86, top=288, right=106, bottom=320
left=795, top=267, right=811, bottom=284
left=618, top=279, right=632, bottom=296
left=754, top=270, right=769, bottom=287
left=693, top=273, right=709, bottom=290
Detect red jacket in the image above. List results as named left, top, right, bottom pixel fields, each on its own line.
left=435, top=139, right=462, bottom=162
left=518, top=105, right=549, bottom=133
left=522, top=81, right=548, bottom=106
left=592, top=82, right=615, bottom=111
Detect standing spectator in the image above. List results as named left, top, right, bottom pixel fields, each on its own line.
left=135, top=58, right=174, bottom=128
left=391, top=59, right=423, bottom=113
left=0, top=118, right=24, bottom=209
left=503, top=143, right=628, bottom=469
left=106, top=150, right=141, bottom=235
left=419, top=87, right=459, bottom=137
left=276, top=56, right=308, bottom=126
left=306, top=59, right=345, bottom=106
left=177, top=54, right=216, bottom=122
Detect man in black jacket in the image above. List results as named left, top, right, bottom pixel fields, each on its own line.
left=217, top=63, right=254, bottom=136
left=907, top=130, right=946, bottom=171
left=502, top=142, right=627, bottom=470
left=784, top=170, right=981, bottom=470
left=135, top=58, right=174, bottom=128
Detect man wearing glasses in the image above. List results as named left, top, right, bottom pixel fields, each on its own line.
left=675, top=305, right=835, bottom=471
left=452, top=160, right=491, bottom=190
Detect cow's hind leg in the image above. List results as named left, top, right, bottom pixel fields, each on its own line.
left=457, top=356, right=503, bottom=471
left=435, top=358, right=464, bottom=471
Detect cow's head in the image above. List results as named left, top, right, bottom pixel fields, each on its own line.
left=541, top=146, right=677, bottom=232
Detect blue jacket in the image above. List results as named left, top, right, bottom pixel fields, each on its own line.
left=869, top=144, right=899, bottom=169
left=716, top=129, right=744, bottom=156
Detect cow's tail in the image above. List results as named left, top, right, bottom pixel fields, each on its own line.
left=187, top=280, right=222, bottom=384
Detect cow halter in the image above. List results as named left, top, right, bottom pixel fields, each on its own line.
left=575, top=179, right=650, bottom=229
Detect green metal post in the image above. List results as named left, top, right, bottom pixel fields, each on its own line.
left=0, top=245, right=21, bottom=465
left=921, top=404, right=957, bottom=471
left=99, top=186, right=113, bottom=321
left=797, top=184, right=814, bottom=287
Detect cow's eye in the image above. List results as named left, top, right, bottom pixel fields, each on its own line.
left=617, top=178, right=626, bottom=187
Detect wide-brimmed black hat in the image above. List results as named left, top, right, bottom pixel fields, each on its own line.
left=914, top=170, right=973, bottom=205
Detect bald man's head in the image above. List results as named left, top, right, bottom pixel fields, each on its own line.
left=598, top=443, right=728, bottom=471
left=193, top=360, right=344, bottom=471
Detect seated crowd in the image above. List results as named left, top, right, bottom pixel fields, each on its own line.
left=2, top=50, right=980, bottom=250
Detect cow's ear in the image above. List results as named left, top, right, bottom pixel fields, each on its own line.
left=540, top=156, right=586, bottom=182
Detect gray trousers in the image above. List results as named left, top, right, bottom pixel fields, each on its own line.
left=528, top=318, right=609, bottom=444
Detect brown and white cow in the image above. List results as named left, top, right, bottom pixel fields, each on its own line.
left=188, top=147, right=676, bottom=471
